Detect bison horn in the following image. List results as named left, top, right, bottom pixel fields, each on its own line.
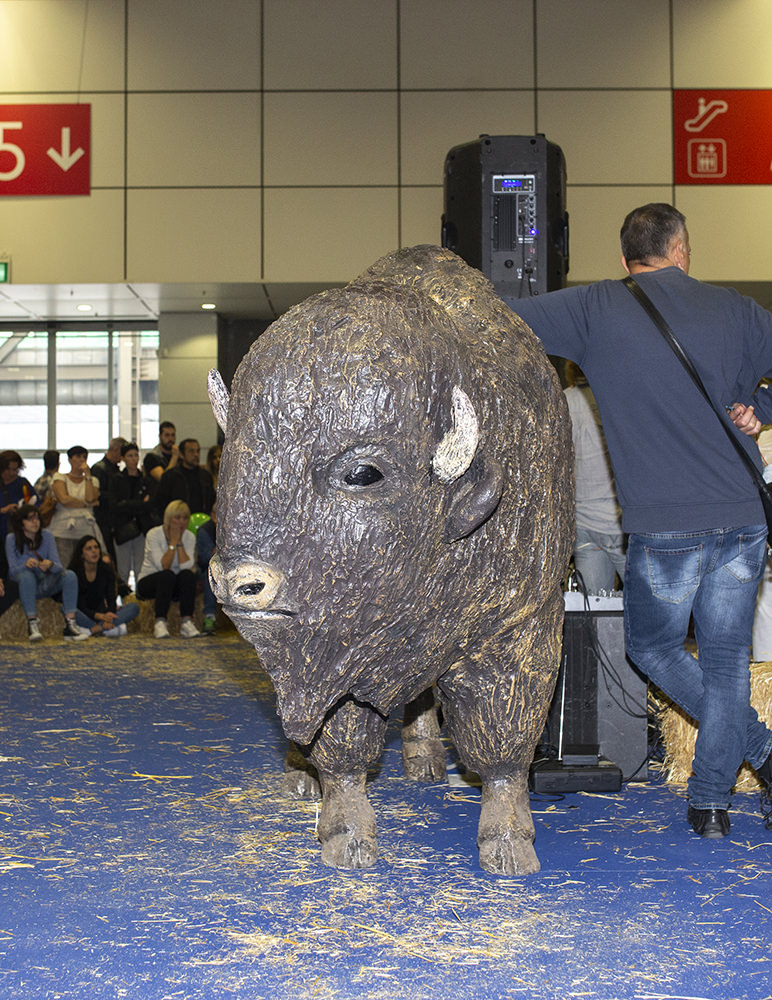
left=432, top=386, right=479, bottom=484
left=208, top=369, right=230, bottom=434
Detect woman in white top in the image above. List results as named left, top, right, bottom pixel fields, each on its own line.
left=48, top=445, right=105, bottom=568
left=136, top=499, right=200, bottom=638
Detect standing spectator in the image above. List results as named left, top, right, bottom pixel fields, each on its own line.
left=48, top=445, right=104, bottom=567
left=564, top=362, right=626, bottom=593
left=91, top=437, right=126, bottom=565
left=33, top=450, right=60, bottom=501
left=68, top=535, right=139, bottom=637
left=136, top=500, right=200, bottom=638
left=111, top=441, right=157, bottom=591
left=143, top=421, right=179, bottom=483
left=5, top=505, right=88, bottom=641
left=206, top=444, right=222, bottom=490
left=0, top=450, right=38, bottom=540
left=156, top=438, right=215, bottom=518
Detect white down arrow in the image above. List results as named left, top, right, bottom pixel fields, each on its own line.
left=47, top=127, right=85, bottom=171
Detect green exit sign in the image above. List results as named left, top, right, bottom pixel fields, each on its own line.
left=0, top=261, right=8, bottom=283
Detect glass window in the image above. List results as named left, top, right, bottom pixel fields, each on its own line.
left=0, top=330, right=49, bottom=453
left=0, top=326, right=158, bottom=481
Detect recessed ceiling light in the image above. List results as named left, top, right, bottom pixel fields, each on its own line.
left=201, top=302, right=216, bottom=310
left=77, top=303, right=93, bottom=312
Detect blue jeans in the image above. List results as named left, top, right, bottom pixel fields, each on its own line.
left=13, top=566, right=78, bottom=618
left=75, top=603, right=140, bottom=631
left=625, top=525, right=772, bottom=810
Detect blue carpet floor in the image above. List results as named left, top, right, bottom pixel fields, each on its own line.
left=1, top=633, right=771, bottom=1000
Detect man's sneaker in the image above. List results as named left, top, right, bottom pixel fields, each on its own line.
left=202, top=616, right=216, bottom=635
left=180, top=619, right=201, bottom=639
left=154, top=619, right=170, bottom=639
left=27, top=619, right=43, bottom=643
left=103, top=625, right=121, bottom=638
left=63, top=619, right=89, bottom=641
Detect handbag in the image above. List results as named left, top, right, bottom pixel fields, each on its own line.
left=622, top=274, right=772, bottom=545
left=38, top=491, right=58, bottom=527
left=113, top=518, right=142, bottom=545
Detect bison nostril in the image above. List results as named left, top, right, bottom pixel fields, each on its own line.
left=237, top=582, right=265, bottom=597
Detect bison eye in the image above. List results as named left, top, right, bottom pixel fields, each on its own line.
left=344, top=463, right=384, bottom=487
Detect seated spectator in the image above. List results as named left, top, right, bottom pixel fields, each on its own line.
left=33, top=450, right=60, bottom=501
left=0, top=574, right=19, bottom=619
left=136, top=500, right=201, bottom=639
left=68, top=535, right=139, bottom=637
left=197, top=502, right=217, bottom=635
left=156, top=438, right=215, bottom=518
left=49, top=445, right=104, bottom=568
left=111, top=442, right=158, bottom=592
left=5, top=505, right=88, bottom=642
left=0, top=450, right=38, bottom=540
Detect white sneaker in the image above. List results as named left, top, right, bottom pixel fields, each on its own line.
left=63, top=619, right=90, bottom=641
left=154, top=619, right=170, bottom=638
left=27, top=619, right=43, bottom=643
left=180, top=619, right=201, bottom=639
left=103, top=625, right=121, bottom=638
left=119, top=623, right=128, bottom=636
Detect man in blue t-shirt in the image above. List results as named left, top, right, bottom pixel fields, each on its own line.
left=512, top=202, right=772, bottom=840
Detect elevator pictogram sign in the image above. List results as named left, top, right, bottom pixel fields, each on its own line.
left=673, top=90, right=772, bottom=185
left=0, top=104, right=90, bottom=195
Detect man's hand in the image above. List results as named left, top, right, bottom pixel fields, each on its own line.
left=728, top=403, right=762, bottom=436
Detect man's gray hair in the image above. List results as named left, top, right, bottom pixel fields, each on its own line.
left=620, top=203, right=687, bottom=264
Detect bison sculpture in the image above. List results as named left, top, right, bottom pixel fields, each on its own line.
left=208, top=245, right=574, bottom=876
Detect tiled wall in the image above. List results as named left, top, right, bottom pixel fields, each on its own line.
left=1, top=0, right=772, bottom=287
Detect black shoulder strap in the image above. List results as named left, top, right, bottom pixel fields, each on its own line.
left=621, top=274, right=767, bottom=490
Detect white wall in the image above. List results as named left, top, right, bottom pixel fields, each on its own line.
left=1, top=0, right=771, bottom=287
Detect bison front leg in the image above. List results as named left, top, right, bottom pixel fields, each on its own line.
left=306, top=696, right=387, bottom=870
left=438, top=594, right=564, bottom=876
left=401, top=687, right=446, bottom=782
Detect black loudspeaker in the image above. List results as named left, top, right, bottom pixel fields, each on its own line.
left=530, top=599, right=649, bottom=793
left=441, top=134, right=569, bottom=299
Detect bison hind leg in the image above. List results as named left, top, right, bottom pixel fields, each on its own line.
left=478, top=776, right=539, bottom=876
left=280, top=741, right=321, bottom=800
left=317, top=772, right=378, bottom=869
left=401, top=688, right=446, bottom=783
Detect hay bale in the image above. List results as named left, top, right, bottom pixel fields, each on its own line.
left=0, top=598, right=65, bottom=640
left=656, top=660, right=772, bottom=792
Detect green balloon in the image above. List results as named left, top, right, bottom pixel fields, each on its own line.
left=188, top=512, right=211, bottom=536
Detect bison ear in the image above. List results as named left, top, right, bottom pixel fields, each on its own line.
left=208, top=369, right=230, bottom=434
left=443, top=455, right=504, bottom=543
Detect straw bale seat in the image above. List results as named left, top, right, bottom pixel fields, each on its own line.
left=655, top=660, right=772, bottom=793
left=0, top=593, right=231, bottom=640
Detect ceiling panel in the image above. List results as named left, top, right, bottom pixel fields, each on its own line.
left=0, top=281, right=345, bottom=324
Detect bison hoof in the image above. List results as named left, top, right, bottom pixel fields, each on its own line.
left=402, top=738, right=447, bottom=782
left=320, top=830, right=378, bottom=869
left=281, top=767, right=321, bottom=800
left=478, top=834, right=540, bottom=876
left=317, top=791, right=378, bottom=869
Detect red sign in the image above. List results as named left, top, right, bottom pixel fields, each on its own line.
left=673, top=90, right=772, bottom=185
left=0, top=104, right=90, bottom=195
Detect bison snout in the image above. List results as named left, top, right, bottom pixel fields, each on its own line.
left=209, top=555, right=287, bottom=611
